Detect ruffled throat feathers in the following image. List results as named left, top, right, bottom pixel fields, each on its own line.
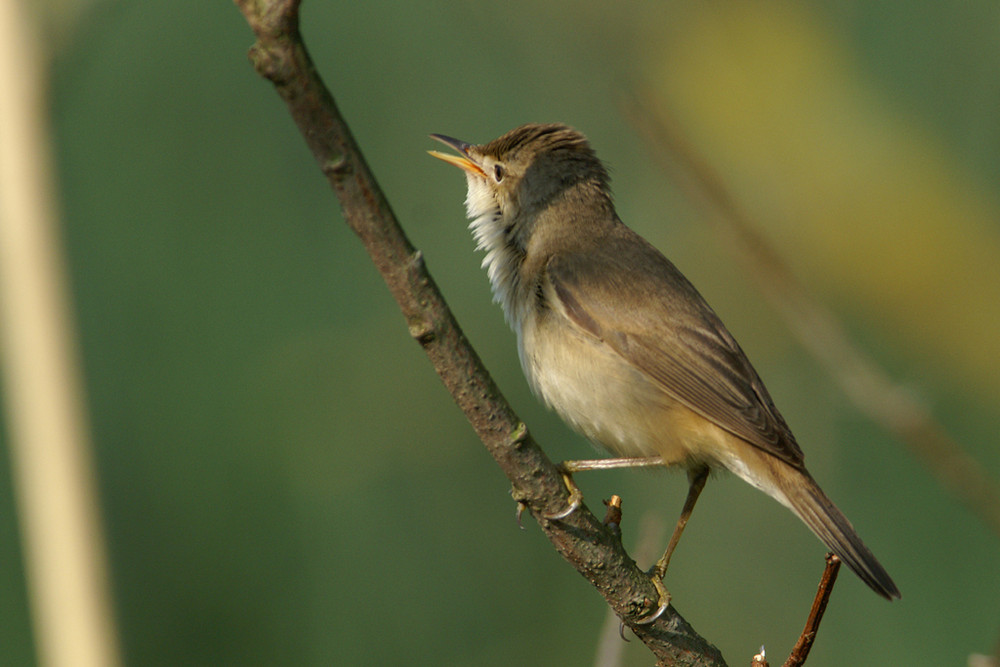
left=462, top=173, right=529, bottom=330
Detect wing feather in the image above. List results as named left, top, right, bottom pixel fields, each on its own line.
left=546, top=231, right=805, bottom=468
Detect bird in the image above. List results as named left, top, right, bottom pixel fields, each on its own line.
left=428, top=123, right=900, bottom=607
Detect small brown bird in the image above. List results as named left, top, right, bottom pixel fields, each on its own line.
left=429, top=123, right=900, bottom=603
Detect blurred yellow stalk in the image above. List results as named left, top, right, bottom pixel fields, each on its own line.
left=0, top=1, right=122, bottom=666
left=648, top=1, right=1000, bottom=403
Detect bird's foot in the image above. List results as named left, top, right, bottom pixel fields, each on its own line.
left=542, top=467, right=584, bottom=520
left=633, top=574, right=671, bottom=625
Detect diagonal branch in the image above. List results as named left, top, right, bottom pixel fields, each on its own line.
left=232, top=1, right=725, bottom=664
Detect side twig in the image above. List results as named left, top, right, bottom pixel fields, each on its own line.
left=782, top=554, right=841, bottom=667
left=232, top=1, right=725, bottom=664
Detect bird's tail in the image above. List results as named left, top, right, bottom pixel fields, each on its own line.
left=783, top=474, right=901, bottom=600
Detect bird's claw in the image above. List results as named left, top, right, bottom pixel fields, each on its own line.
left=515, top=501, right=528, bottom=529
left=633, top=575, right=671, bottom=625
left=542, top=469, right=584, bottom=520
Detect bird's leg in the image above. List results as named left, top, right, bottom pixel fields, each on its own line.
left=649, top=465, right=709, bottom=581
left=543, top=457, right=665, bottom=520
left=560, top=456, right=666, bottom=473
left=545, top=458, right=705, bottom=624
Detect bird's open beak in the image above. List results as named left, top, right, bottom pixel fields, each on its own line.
left=428, top=134, right=486, bottom=177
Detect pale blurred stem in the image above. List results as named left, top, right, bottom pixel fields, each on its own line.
left=0, top=1, right=123, bottom=666
left=232, top=2, right=728, bottom=665
left=627, top=94, right=1000, bottom=540
left=593, top=510, right=667, bottom=667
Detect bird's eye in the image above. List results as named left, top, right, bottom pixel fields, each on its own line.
left=493, top=164, right=504, bottom=182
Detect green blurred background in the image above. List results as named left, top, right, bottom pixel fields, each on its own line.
left=3, top=0, right=1000, bottom=664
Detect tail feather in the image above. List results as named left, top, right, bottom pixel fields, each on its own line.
left=787, top=478, right=901, bottom=600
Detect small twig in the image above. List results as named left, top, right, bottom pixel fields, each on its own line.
left=593, top=510, right=670, bottom=667
left=751, top=647, right=769, bottom=667
left=781, top=554, right=841, bottom=667
left=603, top=495, right=623, bottom=534
left=594, top=495, right=628, bottom=667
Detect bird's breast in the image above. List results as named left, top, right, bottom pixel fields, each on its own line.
left=518, top=309, right=709, bottom=466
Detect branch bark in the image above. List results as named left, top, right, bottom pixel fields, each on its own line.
left=233, top=1, right=725, bottom=664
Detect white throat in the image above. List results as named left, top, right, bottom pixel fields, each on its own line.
left=462, top=175, right=528, bottom=331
